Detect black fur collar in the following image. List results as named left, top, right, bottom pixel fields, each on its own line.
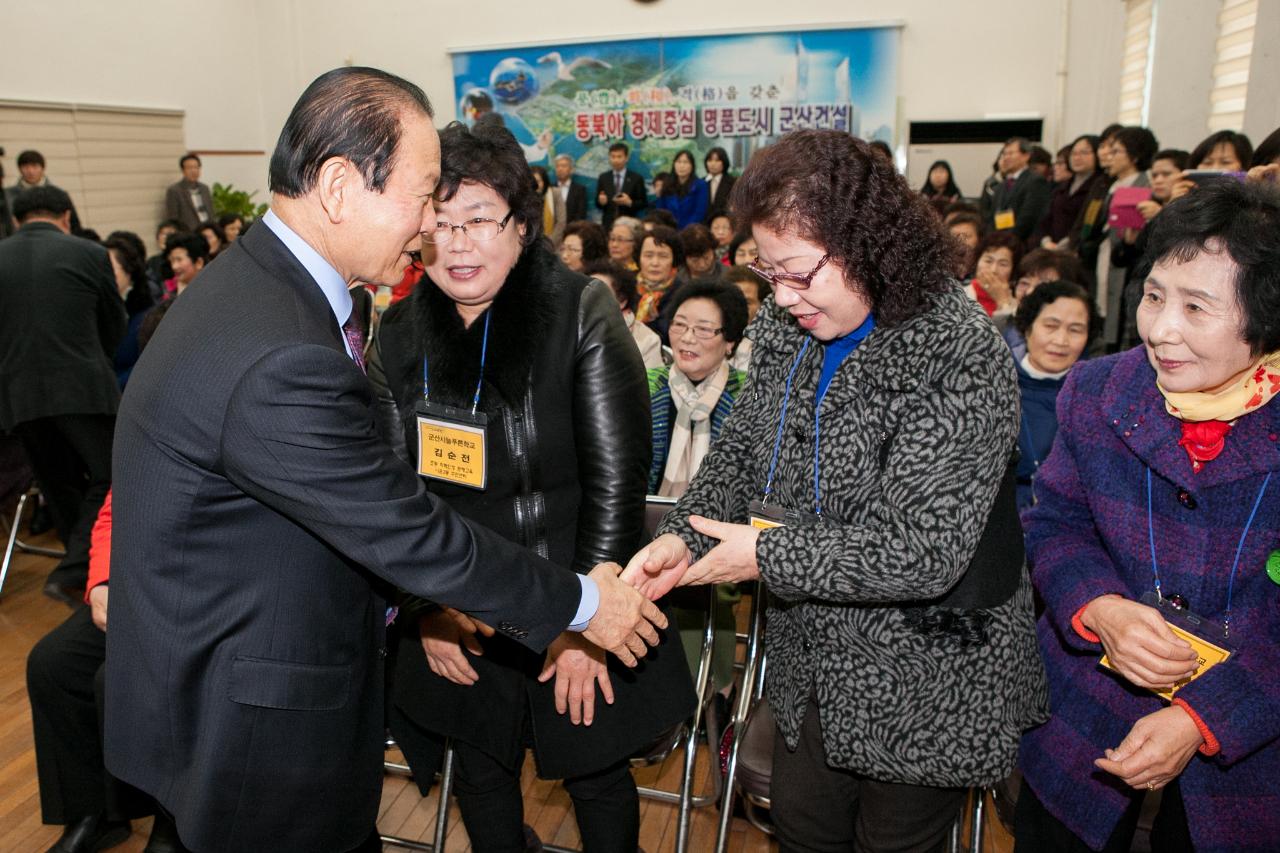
left=410, top=243, right=561, bottom=413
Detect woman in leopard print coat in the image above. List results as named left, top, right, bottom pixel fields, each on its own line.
left=624, top=131, right=1048, bottom=851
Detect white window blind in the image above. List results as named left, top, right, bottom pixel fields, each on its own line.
left=1208, top=0, right=1257, bottom=132
left=1, top=100, right=185, bottom=240
left=1117, top=0, right=1157, bottom=126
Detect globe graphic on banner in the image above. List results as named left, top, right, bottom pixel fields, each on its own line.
left=489, top=57, right=540, bottom=105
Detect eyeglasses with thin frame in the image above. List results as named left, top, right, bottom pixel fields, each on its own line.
left=747, top=254, right=830, bottom=290
left=668, top=320, right=723, bottom=341
left=422, top=210, right=514, bottom=244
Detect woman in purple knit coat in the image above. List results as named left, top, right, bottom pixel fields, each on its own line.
left=1018, top=180, right=1280, bottom=852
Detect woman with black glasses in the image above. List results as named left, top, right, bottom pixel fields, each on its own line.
left=367, top=119, right=693, bottom=853
left=623, top=130, right=1047, bottom=852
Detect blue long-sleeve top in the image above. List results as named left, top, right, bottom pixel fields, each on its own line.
left=655, top=179, right=709, bottom=229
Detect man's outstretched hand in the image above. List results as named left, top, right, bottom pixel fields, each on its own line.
left=619, top=533, right=692, bottom=601
left=581, top=562, right=668, bottom=667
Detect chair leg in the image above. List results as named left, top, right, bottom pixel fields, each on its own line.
left=969, top=787, right=986, bottom=853
left=714, top=586, right=767, bottom=853
left=380, top=741, right=457, bottom=851
left=0, top=491, right=29, bottom=598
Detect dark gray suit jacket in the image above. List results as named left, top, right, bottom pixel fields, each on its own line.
left=0, top=221, right=124, bottom=431
left=164, top=179, right=214, bottom=232
left=104, top=222, right=582, bottom=852
left=989, top=170, right=1052, bottom=242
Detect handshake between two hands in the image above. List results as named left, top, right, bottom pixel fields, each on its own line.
left=422, top=515, right=762, bottom=724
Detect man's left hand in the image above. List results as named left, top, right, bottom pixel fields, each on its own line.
left=678, top=516, right=761, bottom=587
left=1094, top=705, right=1204, bottom=790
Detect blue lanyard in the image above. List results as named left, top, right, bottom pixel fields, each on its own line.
left=422, top=311, right=491, bottom=415
left=813, top=390, right=825, bottom=516
left=1146, top=466, right=1272, bottom=638
left=763, top=338, right=811, bottom=504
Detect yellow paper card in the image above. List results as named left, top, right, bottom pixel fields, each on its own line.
left=417, top=415, right=486, bottom=490
left=1100, top=622, right=1232, bottom=701
left=749, top=515, right=784, bottom=530
left=994, top=209, right=1016, bottom=231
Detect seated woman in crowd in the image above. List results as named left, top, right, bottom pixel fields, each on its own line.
left=1017, top=179, right=1280, bottom=853
left=558, top=219, right=606, bottom=273
left=1005, top=248, right=1088, bottom=359
left=679, top=223, right=722, bottom=283
left=965, top=230, right=1022, bottom=322
left=104, top=234, right=155, bottom=388
left=947, top=211, right=985, bottom=278
left=367, top=119, right=693, bottom=853
left=721, top=263, right=771, bottom=373
left=919, top=159, right=963, bottom=214
left=726, top=229, right=758, bottom=266
left=655, top=150, right=709, bottom=229
left=1037, top=134, right=1103, bottom=249
left=217, top=212, right=244, bottom=243
left=197, top=220, right=225, bottom=258
left=625, top=130, right=1046, bottom=853
left=709, top=213, right=734, bottom=262
left=634, top=224, right=684, bottom=335
left=583, top=258, right=664, bottom=370
left=1010, top=281, right=1095, bottom=511
left=607, top=215, right=641, bottom=270
left=645, top=281, right=748, bottom=495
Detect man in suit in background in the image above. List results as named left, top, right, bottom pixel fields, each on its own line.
left=554, top=153, right=587, bottom=224
left=0, top=186, right=124, bottom=602
left=4, top=149, right=85, bottom=236
left=105, top=66, right=666, bottom=853
left=596, top=141, right=647, bottom=231
left=988, top=137, right=1052, bottom=243
left=163, top=153, right=214, bottom=232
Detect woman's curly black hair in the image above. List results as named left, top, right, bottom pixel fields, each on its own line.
left=729, top=130, right=957, bottom=326
left=435, top=117, right=542, bottom=248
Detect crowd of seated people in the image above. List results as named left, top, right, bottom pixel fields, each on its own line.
left=4, top=111, right=1280, bottom=853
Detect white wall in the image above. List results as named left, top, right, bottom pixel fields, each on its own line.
left=4, top=0, right=1134, bottom=217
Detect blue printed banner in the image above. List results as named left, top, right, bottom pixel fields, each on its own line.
left=450, top=27, right=899, bottom=182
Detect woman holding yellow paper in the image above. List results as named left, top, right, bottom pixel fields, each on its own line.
left=1016, top=181, right=1280, bottom=852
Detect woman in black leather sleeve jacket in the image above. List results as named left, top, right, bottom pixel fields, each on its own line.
left=366, top=119, right=693, bottom=853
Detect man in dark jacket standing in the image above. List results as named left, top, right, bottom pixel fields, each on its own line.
left=989, top=137, right=1053, bottom=243
left=104, top=67, right=666, bottom=853
left=0, top=186, right=125, bottom=600
left=163, top=153, right=214, bottom=232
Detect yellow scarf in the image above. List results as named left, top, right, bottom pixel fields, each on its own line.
left=1159, top=352, right=1280, bottom=421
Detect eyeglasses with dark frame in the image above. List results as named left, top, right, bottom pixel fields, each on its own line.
left=422, top=210, right=515, bottom=244
left=747, top=254, right=831, bottom=290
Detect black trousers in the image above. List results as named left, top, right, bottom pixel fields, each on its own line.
left=1013, top=777, right=1193, bottom=853
left=14, top=413, right=115, bottom=588
left=26, top=604, right=151, bottom=824
left=770, top=699, right=966, bottom=853
left=452, top=738, right=638, bottom=853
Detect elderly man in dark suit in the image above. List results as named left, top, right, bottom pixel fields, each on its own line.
left=988, top=137, right=1053, bottom=243
left=163, top=153, right=214, bottom=232
left=104, top=67, right=666, bottom=853
left=595, top=141, right=647, bottom=231
left=0, top=185, right=125, bottom=601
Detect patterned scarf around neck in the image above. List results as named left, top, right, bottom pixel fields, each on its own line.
left=635, top=275, right=675, bottom=324
left=659, top=361, right=730, bottom=498
left=1157, top=351, right=1280, bottom=472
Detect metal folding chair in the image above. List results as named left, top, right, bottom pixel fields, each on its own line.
left=1, top=484, right=67, bottom=599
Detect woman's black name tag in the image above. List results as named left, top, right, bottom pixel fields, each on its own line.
left=748, top=498, right=822, bottom=530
